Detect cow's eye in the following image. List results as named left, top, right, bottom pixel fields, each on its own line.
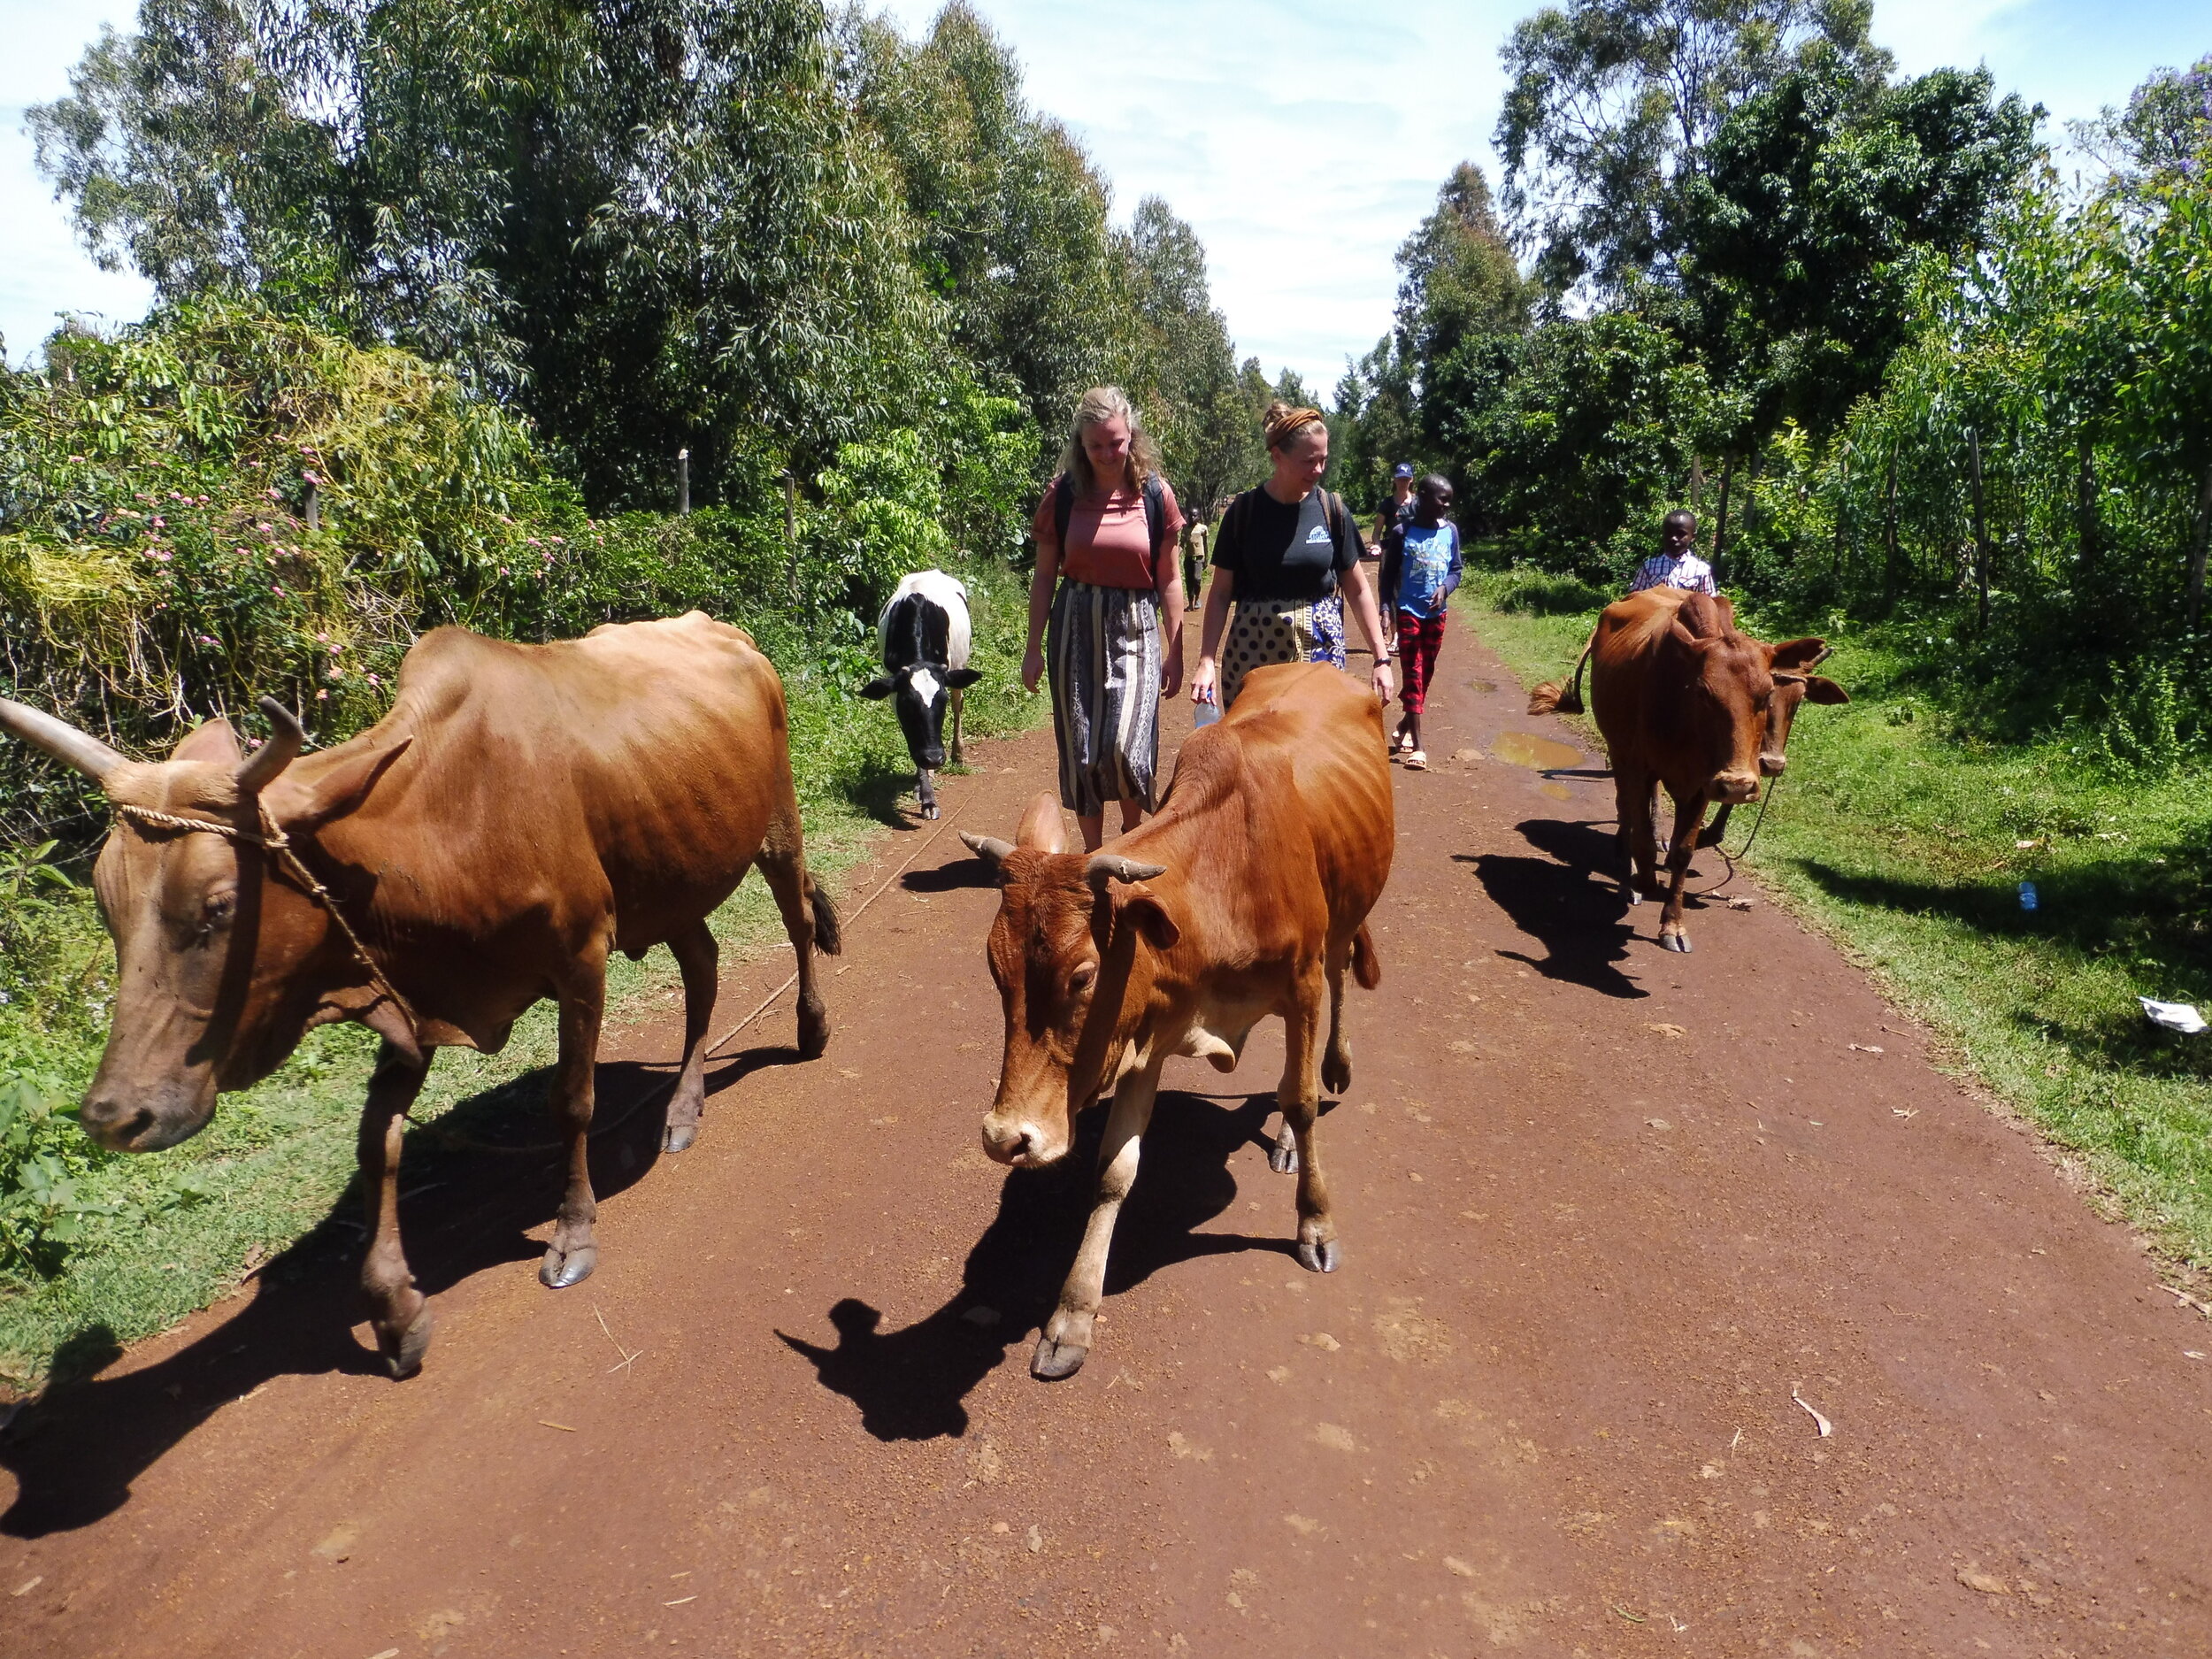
left=1068, top=962, right=1097, bottom=995
left=197, top=892, right=235, bottom=938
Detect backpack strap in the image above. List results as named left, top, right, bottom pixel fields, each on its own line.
left=1141, top=474, right=1165, bottom=572
left=1052, top=472, right=1076, bottom=553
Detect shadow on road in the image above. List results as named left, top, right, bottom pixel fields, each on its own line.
left=780, top=1089, right=1296, bottom=1441
left=901, top=855, right=996, bottom=894
left=0, top=1043, right=802, bottom=1538
left=1459, top=818, right=1651, bottom=999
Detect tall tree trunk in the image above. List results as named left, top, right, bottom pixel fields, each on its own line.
left=1968, top=426, right=1990, bottom=631
left=2189, top=460, right=2212, bottom=632
left=1713, top=454, right=1734, bottom=581
left=1690, top=454, right=1705, bottom=516
left=1883, top=455, right=1900, bottom=606
left=2075, top=436, right=2098, bottom=582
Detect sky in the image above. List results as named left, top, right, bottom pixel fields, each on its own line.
left=3, top=0, right=2205, bottom=382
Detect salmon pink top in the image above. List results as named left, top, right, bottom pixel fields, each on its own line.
left=1033, top=475, right=1185, bottom=591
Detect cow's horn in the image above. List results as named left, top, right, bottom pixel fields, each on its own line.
left=960, top=831, right=1016, bottom=868
left=0, top=696, right=124, bottom=783
left=1087, top=854, right=1167, bottom=887
left=235, top=697, right=304, bottom=793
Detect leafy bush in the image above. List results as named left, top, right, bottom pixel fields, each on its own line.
left=1491, top=566, right=1611, bottom=616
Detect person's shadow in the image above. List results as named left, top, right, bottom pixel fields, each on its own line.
left=780, top=1087, right=1297, bottom=1440
left=0, top=1044, right=799, bottom=1537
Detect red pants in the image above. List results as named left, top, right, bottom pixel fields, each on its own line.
left=1395, top=611, right=1447, bottom=715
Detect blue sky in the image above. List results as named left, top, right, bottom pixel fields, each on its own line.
left=4, top=0, right=2205, bottom=383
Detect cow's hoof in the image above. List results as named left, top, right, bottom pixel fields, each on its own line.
left=539, top=1240, right=597, bottom=1289
left=1622, top=885, right=1643, bottom=906
left=1321, top=1051, right=1352, bottom=1095
left=1659, top=931, right=1692, bottom=954
left=1297, top=1237, right=1342, bottom=1274
left=1269, top=1138, right=1300, bottom=1174
left=662, top=1119, right=697, bottom=1154
left=380, top=1305, right=435, bottom=1380
left=797, top=998, right=830, bottom=1061
left=919, top=803, right=941, bottom=822
left=1032, top=1335, right=1089, bottom=1380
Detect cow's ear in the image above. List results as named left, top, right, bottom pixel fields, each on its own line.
left=945, top=667, right=983, bottom=689
left=1116, top=889, right=1179, bottom=952
left=858, top=676, right=895, bottom=700
left=1768, top=637, right=1828, bottom=672
left=173, top=718, right=242, bottom=764
left=1802, top=674, right=1848, bottom=705
left=283, top=737, right=412, bottom=831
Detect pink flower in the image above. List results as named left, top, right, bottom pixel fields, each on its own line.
left=150, top=516, right=165, bottom=527
left=235, top=548, right=250, bottom=557
left=271, top=584, right=285, bottom=595
left=265, top=487, right=281, bottom=500
left=66, top=455, right=85, bottom=464
left=303, top=471, right=320, bottom=485
left=366, top=673, right=381, bottom=687
left=315, top=689, right=328, bottom=701
left=317, top=631, right=329, bottom=641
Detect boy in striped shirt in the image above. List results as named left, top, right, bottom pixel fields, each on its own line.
left=1627, top=510, right=1716, bottom=595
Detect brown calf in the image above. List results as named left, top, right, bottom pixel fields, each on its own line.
left=962, top=662, right=1392, bottom=1380
left=0, top=613, right=840, bottom=1376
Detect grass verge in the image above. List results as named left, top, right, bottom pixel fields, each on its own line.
left=1460, top=567, right=2212, bottom=1271
left=0, top=556, right=1046, bottom=1388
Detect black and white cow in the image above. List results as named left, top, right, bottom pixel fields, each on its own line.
left=864, top=570, right=979, bottom=821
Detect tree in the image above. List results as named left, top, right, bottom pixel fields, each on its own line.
left=1394, top=164, right=1532, bottom=374
left=1678, top=65, right=2039, bottom=436
left=1121, top=197, right=1254, bottom=518
left=1494, top=0, right=1892, bottom=300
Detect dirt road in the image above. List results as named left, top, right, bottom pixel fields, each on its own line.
left=5, top=618, right=2209, bottom=1658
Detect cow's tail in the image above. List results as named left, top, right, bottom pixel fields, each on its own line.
left=1527, top=630, right=1594, bottom=717
left=1351, top=924, right=1382, bottom=991
left=809, top=878, right=844, bottom=956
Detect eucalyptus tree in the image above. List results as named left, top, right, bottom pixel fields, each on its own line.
left=1494, top=0, right=1892, bottom=301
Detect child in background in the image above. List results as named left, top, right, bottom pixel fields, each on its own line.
left=1378, top=474, right=1463, bottom=770
left=1626, top=509, right=1717, bottom=595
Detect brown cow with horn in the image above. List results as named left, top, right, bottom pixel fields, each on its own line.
left=1530, top=588, right=1846, bottom=952
left=960, top=661, right=1391, bottom=1381
left=0, top=612, right=841, bottom=1377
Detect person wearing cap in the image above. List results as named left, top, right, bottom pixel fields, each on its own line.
left=1390, top=462, right=1417, bottom=524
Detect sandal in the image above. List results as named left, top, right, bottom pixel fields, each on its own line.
left=1405, top=749, right=1428, bottom=771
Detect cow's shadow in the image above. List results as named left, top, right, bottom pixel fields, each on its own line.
left=1459, top=816, right=1732, bottom=999
left=0, top=1044, right=800, bottom=1538
left=780, top=1089, right=1298, bottom=1441
left=901, top=856, right=996, bottom=894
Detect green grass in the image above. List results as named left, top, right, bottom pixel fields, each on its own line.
left=0, top=556, right=1047, bottom=1388
left=1461, top=567, right=2212, bottom=1270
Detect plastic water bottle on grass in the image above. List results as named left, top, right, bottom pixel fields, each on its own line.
left=2018, top=880, right=2039, bottom=912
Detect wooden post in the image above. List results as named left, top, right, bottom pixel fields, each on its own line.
left=1968, top=426, right=1990, bottom=630
left=676, top=447, right=691, bottom=516
left=303, top=479, right=319, bottom=532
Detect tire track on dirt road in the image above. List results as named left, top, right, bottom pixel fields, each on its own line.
left=4, top=615, right=2209, bottom=1656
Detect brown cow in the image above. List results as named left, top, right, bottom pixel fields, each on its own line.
left=0, top=613, right=841, bottom=1376
left=960, top=661, right=1392, bottom=1380
left=1529, top=588, right=1842, bottom=952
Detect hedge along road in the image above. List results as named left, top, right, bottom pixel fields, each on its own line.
left=3, top=612, right=2209, bottom=1658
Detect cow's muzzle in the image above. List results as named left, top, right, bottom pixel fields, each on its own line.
left=1759, top=754, right=1787, bottom=778
left=980, top=1113, right=1065, bottom=1168
left=79, top=1082, right=216, bottom=1153
left=920, top=748, right=947, bottom=772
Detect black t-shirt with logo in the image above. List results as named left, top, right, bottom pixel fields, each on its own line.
left=1212, top=486, right=1362, bottom=601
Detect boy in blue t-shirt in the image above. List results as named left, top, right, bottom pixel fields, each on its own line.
left=1378, top=474, right=1463, bottom=769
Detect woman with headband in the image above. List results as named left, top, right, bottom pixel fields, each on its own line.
left=1190, top=402, right=1394, bottom=711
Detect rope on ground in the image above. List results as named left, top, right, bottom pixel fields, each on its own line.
left=402, top=799, right=982, bottom=1159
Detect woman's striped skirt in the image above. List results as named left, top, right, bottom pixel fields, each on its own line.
left=1048, top=580, right=1163, bottom=818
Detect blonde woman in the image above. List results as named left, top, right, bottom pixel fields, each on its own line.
left=1022, top=387, right=1187, bottom=851
left=1191, top=403, right=1393, bottom=711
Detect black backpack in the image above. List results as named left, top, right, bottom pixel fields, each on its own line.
left=1054, top=471, right=1168, bottom=570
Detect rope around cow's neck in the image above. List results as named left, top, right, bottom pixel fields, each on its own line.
left=111, top=801, right=422, bottom=1033
left=1685, top=771, right=1780, bottom=899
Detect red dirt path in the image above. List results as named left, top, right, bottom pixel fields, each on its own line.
left=4, top=619, right=2209, bottom=1658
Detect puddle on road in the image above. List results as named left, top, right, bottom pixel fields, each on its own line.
left=1538, top=781, right=1573, bottom=801
left=1491, top=731, right=1583, bottom=772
